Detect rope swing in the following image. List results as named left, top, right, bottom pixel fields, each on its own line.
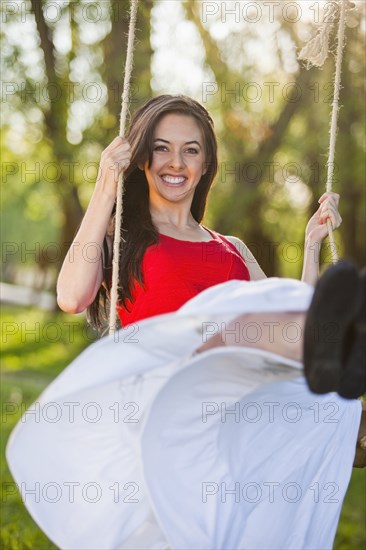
left=109, top=0, right=139, bottom=336
left=299, top=0, right=355, bottom=264
left=108, top=0, right=354, bottom=334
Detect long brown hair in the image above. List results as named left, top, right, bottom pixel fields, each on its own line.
left=88, top=95, right=218, bottom=332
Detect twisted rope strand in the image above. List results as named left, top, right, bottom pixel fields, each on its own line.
left=326, top=0, right=347, bottom=263
left=299, top=0, right=353, bottom=264
left=109, top=0, right=139, bottom=336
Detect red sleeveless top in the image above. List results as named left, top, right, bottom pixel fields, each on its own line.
left=117, top=226, right=250, bottom=326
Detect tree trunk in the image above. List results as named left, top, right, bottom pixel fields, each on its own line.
left=29, top=0, right=154, bottom=282
left=184, top=1, right=314, bottom=276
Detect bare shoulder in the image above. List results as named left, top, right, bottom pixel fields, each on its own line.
left=225, top=235, right=245, bottom=251
left=225, top=235, right=267, bottom=280
left=225, top=235, right=252, bottom=260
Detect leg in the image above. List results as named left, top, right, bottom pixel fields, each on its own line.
left=197, top=261, right=366, bottom=400
left=303, top=261, right=366, bottom=398
left=196, top=311, right=305, bottom=363
left=196, top=307, right=366, bottom=469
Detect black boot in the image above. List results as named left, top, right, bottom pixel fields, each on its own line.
left=304, top=260, right=363, bottom=395
left=338, top=268, right=366, bottom=399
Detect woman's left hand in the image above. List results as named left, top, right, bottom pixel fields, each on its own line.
left=305, top=192, right=342, bottom=243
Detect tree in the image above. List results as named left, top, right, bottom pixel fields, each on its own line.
left=183, top=0, right=365, bottom=274
left=1, top=0, right=153, bottom=284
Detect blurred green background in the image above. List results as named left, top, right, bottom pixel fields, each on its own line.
left=1, top=0, right=365, bottom=548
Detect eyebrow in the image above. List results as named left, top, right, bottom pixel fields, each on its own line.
left=154, top=138, right=201, bottom=147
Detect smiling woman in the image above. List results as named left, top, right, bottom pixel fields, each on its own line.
left=150, top=115, right=205, bottom=168
left=143, top=114, right=208, bottom=219
left=6, top=94, right=365, bottom=550
left=55, top=94, right=341, bottom=332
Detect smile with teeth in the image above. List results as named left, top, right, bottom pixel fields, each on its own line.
left=161, top=175, right=187, bottom=185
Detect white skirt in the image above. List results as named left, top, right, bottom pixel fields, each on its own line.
left=6, top=278, right=361, bottom=550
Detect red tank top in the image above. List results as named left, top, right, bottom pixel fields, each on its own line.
left=117, top=226, right=250, bottom=326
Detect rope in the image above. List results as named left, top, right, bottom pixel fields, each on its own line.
left=324, top=0, right=347, bottom=263
left=109, top=0, right=139, bottom=336
left=299, top=0, right=355, bottom=264
left=298, top=3, right=338, bottom=69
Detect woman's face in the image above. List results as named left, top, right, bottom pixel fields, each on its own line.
left=144, top=113, right=207, bottom=204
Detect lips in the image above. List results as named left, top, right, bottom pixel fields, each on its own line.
left=160, top=175, right=187, bottom=185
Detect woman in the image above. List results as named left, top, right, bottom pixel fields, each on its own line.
left=56, top=94, right=340, bottom=328
left=7, top=95, right=362, bottom=550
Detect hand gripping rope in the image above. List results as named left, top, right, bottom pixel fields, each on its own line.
left=109, top=0, right=139, bottom=336
left=299, top=0, right=355, bottom=264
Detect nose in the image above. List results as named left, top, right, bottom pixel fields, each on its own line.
left=169, top=150, right=185, bottom=171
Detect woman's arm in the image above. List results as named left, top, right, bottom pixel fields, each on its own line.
left=56, top=137, right=131, bottom=313
left=301, top=192, right=342, bottom=286
left=225, top=236, right=267, bottom=280
left=226, top=192, right=341, bottom=285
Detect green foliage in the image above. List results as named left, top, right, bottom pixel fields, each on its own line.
left=1, top=1, right=365, bottom=282
left=1, top=3, right=365, bottom=545
left=334, top=468, right=366, bottom=549
left=183, top=1, right=365, bottom=274
left=1, top=0, right=153, bottom=281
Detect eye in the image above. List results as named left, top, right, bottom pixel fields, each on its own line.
left=185, top=147, right=199, bottom=154
left=154, top=145, right=168, bottom=152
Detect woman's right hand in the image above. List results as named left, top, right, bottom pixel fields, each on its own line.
left=96, top=136, right=132, bottom=199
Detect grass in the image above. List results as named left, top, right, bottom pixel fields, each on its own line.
left=1, top=306, right=365, bottom=549
left=1, top=306, right=92, bottom=549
